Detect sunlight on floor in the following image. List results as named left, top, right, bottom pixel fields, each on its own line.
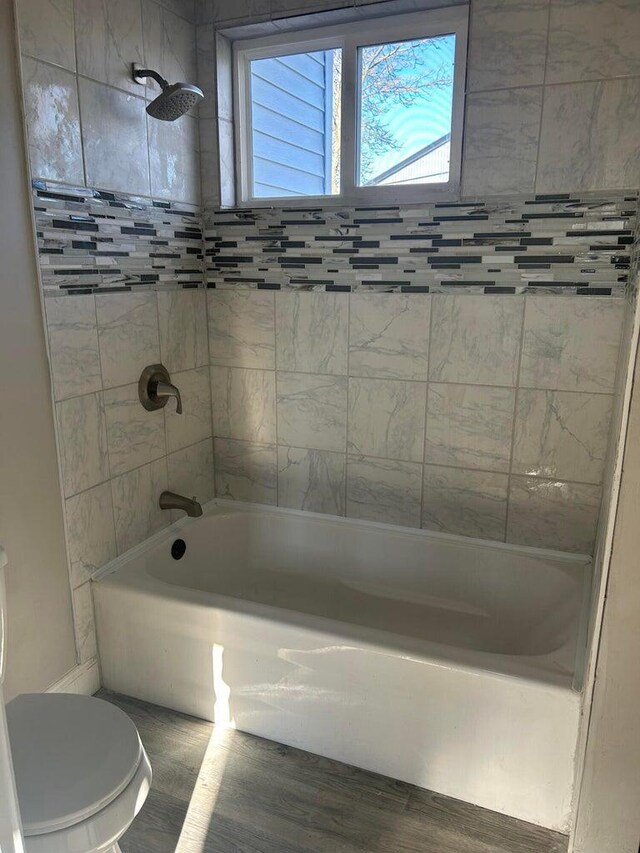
left=175, top=645, right=234, bottom=853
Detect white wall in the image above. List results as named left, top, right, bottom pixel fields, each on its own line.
left=0, top=0, right=76, bottom=699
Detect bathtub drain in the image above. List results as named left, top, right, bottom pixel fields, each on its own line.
left=171, top=539, right=187, bottom=560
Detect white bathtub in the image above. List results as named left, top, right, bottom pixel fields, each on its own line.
left=93, top=501, right=591, bottom=832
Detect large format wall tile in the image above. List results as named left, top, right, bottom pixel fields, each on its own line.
left=96, top=292, right=160, bottom=389
left=519, top=297, right=624, bottom=393
left=104, top=383, right=167, bottom=476
left=196, top=24, right=216, bottom=120
left=157, top=290, right=208, bottom=374
left=275, top=292, right=348, bottom=375
left=347, top=455, right=422, bottom=528
left=507, top=476, right=602, bottom=553
left=65, top=482, right=117, bottom=588
left=21, top=58, right=84, bottom=184
left=211, top=366, right=276, bottom=443
left=462, top=88, right=543, bottom=196
left=167, top=438, right=215, bottom=504
left=217, top=118, right=236, bottom=208
left=422, top=466, right=509, bottom=541
left=277, top=372, right=348, bottom=453
left=349, top=293, right=429, bottom=380
left=429, top=295, right=524, bottom=387
left=348, top=377, right=426, bottom=462
left=537, top=78, right=640, bottom=193
left=203, top=0, right=270, bottom=24
left=142, top=0, right=197, bottom=94
left=215, top=31, right=233, bottom=121
left=56, top=392, right=109, bottom=497
left=72, top=583, right=97, bottom=663
left=214, top=438, right=277, bottom=504
left=165, top=366, right=212, bottom=452
left=546, top=0, right=640, bottom=83
left=278, top=447, right=346, bottom=516
left=199, top=117, right=221, bottom=209
left=467, top=0, right=549, bottom=91
left=75, top=0, right=144, bottom=94
left=78, top=78, right=150, bottom=195
left=425, top=383, right=515, bottom=473
left=157, top=0, right=196, bottom=22
left=111, top=458, right=169, bottom=553
left=18, top=0, right=76, bottom=70
left=149, top=115, right=201, bottom=204
left=45, top=295, right=101, bottom=401
left=208, top=290, right=275, bottom=368
left=512, top=389, right=612, bottom=484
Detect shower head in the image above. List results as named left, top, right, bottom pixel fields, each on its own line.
left=132, top=64, right=204, bottom=121
left=147, top=81, right=204, bottom=121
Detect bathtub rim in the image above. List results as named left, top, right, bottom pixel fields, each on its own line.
left=94, top=497, right=594, bottom=585
left=93, top=499, right=592, bottom=693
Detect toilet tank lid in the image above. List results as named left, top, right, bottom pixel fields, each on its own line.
left=6, top=693, right=143, bottom=835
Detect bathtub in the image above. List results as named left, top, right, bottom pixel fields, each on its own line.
left=93, top=500, right=591, bottom=832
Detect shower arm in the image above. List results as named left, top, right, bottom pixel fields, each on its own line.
left=132, top=64, right=169, bottom=90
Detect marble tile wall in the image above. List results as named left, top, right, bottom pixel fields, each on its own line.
left=17, top=0, right=200, bottom=204
left=208, top=288, right=626, bottom=554
left=44, top=287, right=213, bottom=663
left=197, top=0, right=640, bottom=203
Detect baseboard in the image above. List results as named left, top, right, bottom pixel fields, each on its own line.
left=47, top=658, right=100, bottom=695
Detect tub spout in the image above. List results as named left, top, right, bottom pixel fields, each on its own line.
left=159, top=490, right=203, bottom=518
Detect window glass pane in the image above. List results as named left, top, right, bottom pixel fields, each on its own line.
left=249, top=49, right=342, bottom=198
left=357, top=35, right=455, bottom=187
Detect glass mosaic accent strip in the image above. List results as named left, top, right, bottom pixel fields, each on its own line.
left=205, top=194, right=638, bottom=295
left=33, top=182, right=638, bottom=298
left=33, top=180, right=203, bottom=295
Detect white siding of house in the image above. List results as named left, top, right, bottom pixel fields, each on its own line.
left=250, top=51, right=333, bottom=197
left=375, top=139, right=450, bottom=186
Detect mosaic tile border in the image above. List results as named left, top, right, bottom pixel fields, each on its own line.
left=205, top=194, right=638, bottom=296
left=33, top=182, right=638, bottom=297
left=33, top=180, right=203, bottom=295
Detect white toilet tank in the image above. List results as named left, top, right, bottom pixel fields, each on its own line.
left=0, top=546, right=26, bottom=853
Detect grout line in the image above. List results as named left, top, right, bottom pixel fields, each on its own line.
left=90, top=290, right=120, bottom=550
left=344, top=291, right=351, bottom=515
left=420, top=293, right=435, bottom=528
left=504, top=294, right=529, bottom=543
left=209, top=434, right=604, bottom=489
left=69, top=17, right=88, bottom=190
left=51, top=371, right=621, bottom=404
left=204, top=289, right=219, bottom=495
left=272, top=289, right=280, bottom=507
left=532, top=0, right=554, bottom=193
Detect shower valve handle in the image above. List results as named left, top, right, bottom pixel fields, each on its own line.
left=139, top=364, right=182, bottom=414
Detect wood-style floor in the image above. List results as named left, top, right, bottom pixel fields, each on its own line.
left=99, top=690, right=569, bottom=853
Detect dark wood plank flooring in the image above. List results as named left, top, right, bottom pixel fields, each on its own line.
left=98, top=690, right=569, bottom=853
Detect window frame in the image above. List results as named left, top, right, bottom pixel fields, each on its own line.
left=233, top=6, right=468, bottom=208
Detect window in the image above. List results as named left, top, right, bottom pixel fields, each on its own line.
left=233, top=7, right=467, bottom=206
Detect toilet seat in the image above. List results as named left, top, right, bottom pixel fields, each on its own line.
left=6, top=694, right=144, bottom=837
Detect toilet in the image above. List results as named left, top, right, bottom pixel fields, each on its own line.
left=0, top=549, right=151, bottom=853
